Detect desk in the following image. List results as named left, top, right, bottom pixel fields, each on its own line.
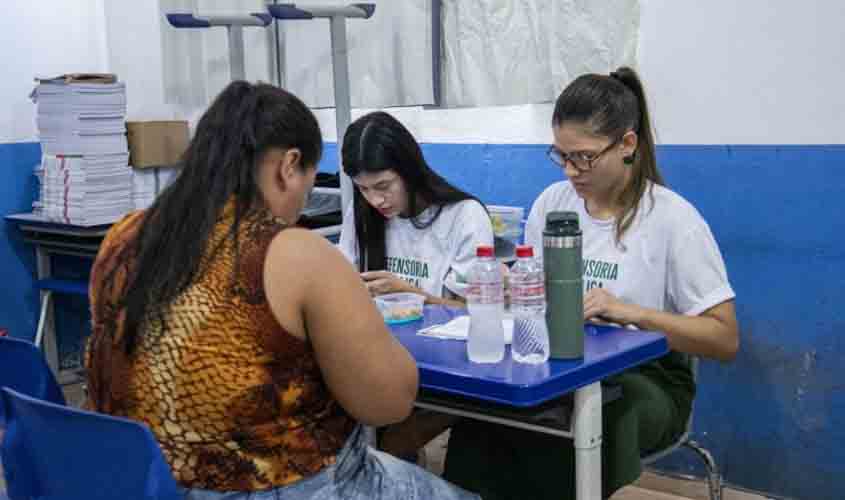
left=5, top=213, right=110, bottom=382
left=5, top=212, right=344, bottom=382
left=389, top=306, right=668, bottom=500
left=6, top=213, right=111, bottom=257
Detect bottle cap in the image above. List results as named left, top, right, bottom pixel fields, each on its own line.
left=476, top=245, right=494, bottom=257
left=516, top=245, right=534, bottom=258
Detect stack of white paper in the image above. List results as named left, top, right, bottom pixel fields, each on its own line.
left=131, top=166, right=180, bottom=210
left=38, top=155, right=132, bottom=226
left=32, top=78, right=133, bottom=225
left=156, top=166, right=179, bottom=191
left=132, top=168, right=157, bottom=210
left=34, top=81, right=128, bottom=156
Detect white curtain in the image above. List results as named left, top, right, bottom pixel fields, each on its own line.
left=158, top=0, right=275, bottom=109
left=280, top=0, right=434, bottom=108
left=441, top=0, right=640, bottom=107
left=154, top=0, right=638, bottom=110
left=157, top=0, right=434, bottom=109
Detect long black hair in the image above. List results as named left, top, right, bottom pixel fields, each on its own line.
left=342, top=111, right=478, bottom=272
left=107, top=81, right=322, bottom=354
left=552, top=66, right=664, bottom=243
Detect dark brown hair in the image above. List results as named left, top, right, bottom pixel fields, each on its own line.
left=553, top=66, right=664, bottom=243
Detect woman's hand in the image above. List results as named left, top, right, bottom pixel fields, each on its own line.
left=361, top=271, right=416, bottom=296
left=362, top=271, right=468, bottom=308
left=583, top=287, right=642, bottom=326
left=584, top=287, right=740, bottom=362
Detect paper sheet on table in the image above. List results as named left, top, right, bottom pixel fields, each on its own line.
left=418, top=315, right=513, bottom=344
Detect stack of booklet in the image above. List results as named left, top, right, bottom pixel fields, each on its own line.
left=36, top=154, right=132, bottom=226
left=31, top=74, right=133, bottom=225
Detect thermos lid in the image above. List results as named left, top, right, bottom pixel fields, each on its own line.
left=544, top=211, right=581, bottom=236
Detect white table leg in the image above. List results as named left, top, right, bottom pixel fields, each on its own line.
left=35, top=245, right=60, bottom=375
left=574, top=382, right=603, bottom=500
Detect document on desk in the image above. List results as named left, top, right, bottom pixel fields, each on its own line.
left=418, top=315, right=515, bottom=344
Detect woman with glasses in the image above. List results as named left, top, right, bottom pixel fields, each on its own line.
left=443, top=67, right=739, bottom=499
left=339, top=111, right=493, bottom=306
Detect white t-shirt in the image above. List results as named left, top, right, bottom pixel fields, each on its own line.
left=339, top=199, right=494, bottom=298
left=525, top=181, right=734, bottom=316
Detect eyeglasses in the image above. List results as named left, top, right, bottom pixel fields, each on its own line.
left=546, top=137, right=621, bottom=172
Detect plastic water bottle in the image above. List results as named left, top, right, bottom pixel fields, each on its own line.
left=510, top=245, right=550, bottom=364
left=467, top=245, right=505, bottom=363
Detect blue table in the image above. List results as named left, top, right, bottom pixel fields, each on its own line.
left=389, top=305, right=669, bottom=500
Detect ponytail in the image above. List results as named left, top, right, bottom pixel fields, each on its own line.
left=552, top=66, right=664, bottom=245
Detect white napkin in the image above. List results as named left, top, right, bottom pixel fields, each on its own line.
left=418, top=315, right=514, bottom=344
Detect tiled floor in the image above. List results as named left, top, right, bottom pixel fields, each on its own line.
left=631, top=472, right=773, bottom=500
left=613, top=485, right=695, bottom=500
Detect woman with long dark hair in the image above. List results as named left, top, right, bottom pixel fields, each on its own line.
left=338, top=110, right=496, bottom=462
left=444, top=67, right=739, bottom=499
left=339, top=111, right=494, bottom=306
left=86, top=82, right=478, bottom=500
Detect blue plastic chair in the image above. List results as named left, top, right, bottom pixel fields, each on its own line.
left=0, top=388, right=181, bottom=500
left=0, top=337, right=65, bottom=428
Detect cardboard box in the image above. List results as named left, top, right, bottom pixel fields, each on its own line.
left=126, top=121, right=189, bottom=168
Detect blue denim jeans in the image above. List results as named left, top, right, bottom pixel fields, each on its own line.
left=183, top=425, right=479, bottom=500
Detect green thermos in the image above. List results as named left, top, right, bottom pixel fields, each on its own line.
left=543, top=211, right=584, bottom=359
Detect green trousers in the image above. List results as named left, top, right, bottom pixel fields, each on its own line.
left=443, top=371, right=688, bottom=500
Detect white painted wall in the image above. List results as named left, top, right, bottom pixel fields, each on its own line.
left=315, top=0, right=845, bottom=145
left=2, top=1, right=844, bottom=145
left=0, top=0, right=108, bottom=143
left=312, top=103, right=556, bottom=146
left=406, top=0, right=845, bottom=145
left=638, top=0, right=845, bottom=145
left=102, top=1, right=171, bottom=121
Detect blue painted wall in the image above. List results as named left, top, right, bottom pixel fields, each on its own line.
left=654, top=146, right=845, bottom=500
left=0, top=142, right=41, bottom=340
left=0, top=142, right=95, bottom=367
left=325, top=142, right=845, bottom=499
left=3, top=140, right=844, bottom=499
left=420, top=143, right=845, bottom=500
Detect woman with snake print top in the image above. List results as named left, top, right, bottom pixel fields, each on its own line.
left=86, top=82, right=478, bottom=500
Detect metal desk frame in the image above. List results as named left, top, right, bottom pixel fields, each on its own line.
left=390, top=307, right=669, bottom=500
left=7, top=214, right=109, bottom=383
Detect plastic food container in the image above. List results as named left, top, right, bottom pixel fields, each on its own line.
left=488, top=205, right=524, bottom=239
left=375, top=293, right=425, bottom=324
left=488, top=205, right=524, bottom=261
